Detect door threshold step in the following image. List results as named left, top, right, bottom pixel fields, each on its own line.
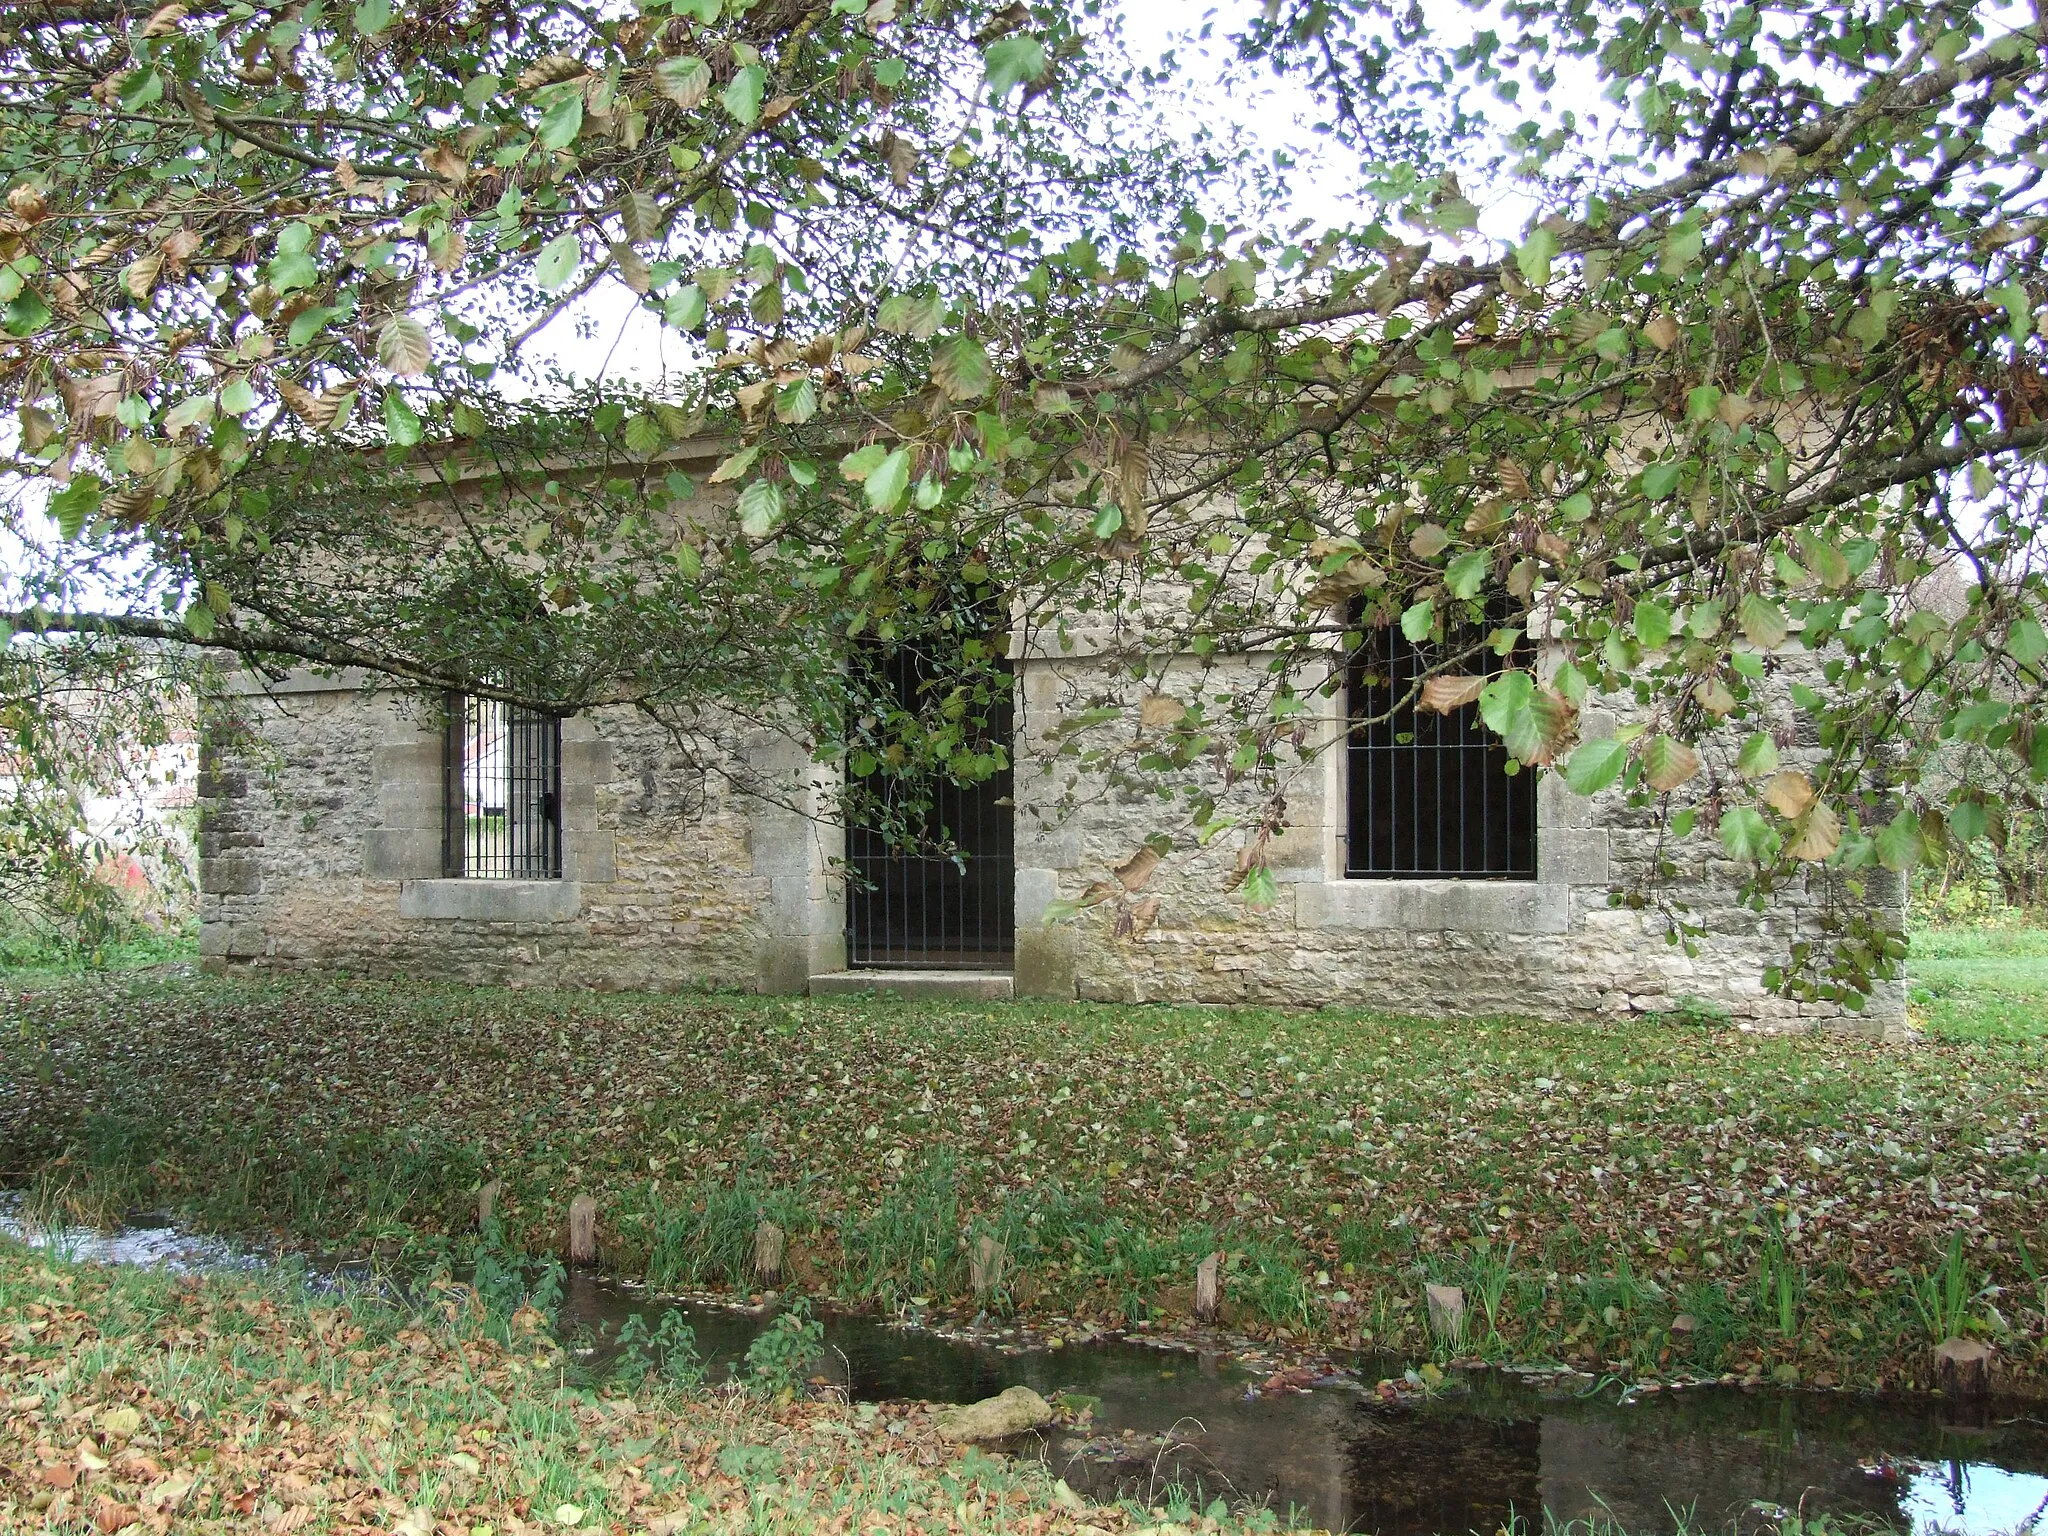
left=810, top=970, right=1014, bottom=1001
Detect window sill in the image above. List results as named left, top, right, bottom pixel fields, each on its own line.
left=1298, top=878, right=1566, bottom=935
left=399, top=879, right=582, bottom=922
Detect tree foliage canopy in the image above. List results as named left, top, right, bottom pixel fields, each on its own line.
left=3, top=0, right=2047, bottom=1000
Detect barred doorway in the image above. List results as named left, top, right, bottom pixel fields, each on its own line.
left=844, top=634, right=1014, bottom=971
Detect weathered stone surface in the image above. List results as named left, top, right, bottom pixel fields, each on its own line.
left=199, top=642, right=1906, bottom=1027
left=933, top=1386, right=1054, bottom=1442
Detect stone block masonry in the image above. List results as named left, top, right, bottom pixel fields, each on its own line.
left=201, top=646, right=1906, bottom=1032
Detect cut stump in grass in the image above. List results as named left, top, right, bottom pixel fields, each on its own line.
left=1935, top=1337, right=1994, bottom=1398
left=970, top=1236, right=1006, bottom=1299
left=567, top=1194, right=598, bottom=1266
left=1426, top=1283, right=1467, bottom=1345
left=753, top=1221, right=785, bottom=1288
left=1195, top=1251, right=1221, bottom=1323
left=478, top=1178, right=502, bottom=1231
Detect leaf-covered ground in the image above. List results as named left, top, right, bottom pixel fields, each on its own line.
left=0, top=1239, right=1248, bottom=1535
left=3, top=961, right=2046, bottom=1394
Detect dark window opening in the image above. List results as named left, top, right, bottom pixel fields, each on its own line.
left=1344, top=602, right=1537, bottom=879
left=845, top=611, right=1014, bottom=971
left=443, top=694, right=563, bottom=879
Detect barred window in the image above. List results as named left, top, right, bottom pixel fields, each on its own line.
left=1344, top=605, right=1536, bottom=879
left=443, top=694, right=562, bottom=879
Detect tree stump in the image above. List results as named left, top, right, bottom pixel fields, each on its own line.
left=752, top=1220, right=785, bottom=1288
left=567, top=1194, right=598, bottom=1266
left=477, top=1179, right=503, bottom=1231
left=1425, top=1283, right=1467, bottom=1345
left=1194, top=1252, right=1222, bottom=1323
left=1934, top=1338, right=1994, bottom=1399
left=970, top=1236, right=1007, bottom=1299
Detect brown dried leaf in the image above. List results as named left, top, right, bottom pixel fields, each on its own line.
left=422, top=143, right=469, bottom=183
left=1763, top=770, right=1817, bottom=819
left=1418, top=674, right=1485, bottom=714
left=1643, top=314, right=1680, bottom=351
left=1641, top=734, right=1700, bottom=793
left=124, top=251, right=162, bottom=300
left=1496, top=458, right=1532, bottom=499
left=1788, top=802, right=1841, bottom=862
left=1409, top=521, right=1450, bottom=558
left=142, top=2, right=187, bottom=36
left=1138, top=692, right=1185, bottom=730
left=517, top=55, right=589, bottom=90
left=1114, top=845, right=1163, bottom=892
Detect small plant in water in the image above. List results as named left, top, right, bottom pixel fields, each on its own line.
left=468, top=1218, right=565, bottom=1327
left=745, top=1297, right=825, bottom=1396
left=614, top=1307, right=703, bottom=1386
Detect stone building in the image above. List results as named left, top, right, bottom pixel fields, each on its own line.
left=197, top=451, right=1906, bottom=1029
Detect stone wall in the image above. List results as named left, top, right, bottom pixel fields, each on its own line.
left=201, top=645, right=1906, bottom=1030
left=199, top=673, right=843, bottom=991
left=1010, top=643, right=1906, bottom=1030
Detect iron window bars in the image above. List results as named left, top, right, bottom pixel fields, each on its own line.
left=1344, top=602, right=1537, bottom=879
left=443, top=693, right=563, bottom=879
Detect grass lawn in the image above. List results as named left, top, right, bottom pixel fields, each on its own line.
left=1908, top=925, right=2048, bottom=1040
left=3, top=946, right=2046, bottom=1397
left=0, top=1238, right=1216, bottom=1535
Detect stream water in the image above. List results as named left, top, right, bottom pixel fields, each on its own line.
left=11, top=1213, right=2048, bottom=1536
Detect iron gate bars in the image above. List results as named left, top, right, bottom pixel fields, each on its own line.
left=845, top=634, right=1015, bottom=970
left=443, top=692, right=563, bottom=879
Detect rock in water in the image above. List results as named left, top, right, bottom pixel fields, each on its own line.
left=933, top=1386, right=1055, bottom=1442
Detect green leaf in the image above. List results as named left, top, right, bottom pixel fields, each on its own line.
left=984, top=35, right=1048, bottom=100
left=1091, top=503, right=1123, bottom=540
left=1719, top=806, right=1777, bottom=860
left=382, top=389, right=422, bottom=447
left=623, top=414, right=663, bottom=454
left=721, top=64, right=766, bottom=124
left=664, top=284, right=707, bottom=331
left=1641, top=461, right=1682, bottom=499
left=219, top=378, right=258, bottom=416
left=1564, top=737, right=1627, bottom=796
left=1477, top=668, right=1534, bottom=737
left=839, top=443, right=888, bottom=482
left=2008, top=615, right=2047, bottom=669
left=47, top=475, right=103, bottom=540
left=1633, top=598, right=1672, bottom=649
left=536, top=232, right=581, bottom=291
left=933, top=335, right=992, bottom=400
left=673, top=541, right=702, bottom=578
left=3, top=290, right=52, bottom=337
left=877, top=289, right=946, bottom=339
left=353, top=0, right=390, bottom=34
left=287, top=304, right=344, bottom=347
left=1445, top=549, right=1488, bottom=600
left=736, top=478, right=784, bottom=538
left=118, top=68, right=165, bottom=108
left=1739, top=592, right=1789, bottom=649
left=1735, top=732, right=1780, bottom=778
left=538, top=91, right=584, bottom=150
left=1558, top=491, right=1594, bottom=522
left=1242, top=862, right=1279, bottom=912
left=1876, top=809, right=1924, bottom=872
left=183, top=600, right=217, bottom=640
left=1515, top=227, right=1558, bottom=288
left=1400, top=599, right=1434, bottom=643
left=1659, top=219, right=1704, bottom=274
left=864, top=447, right=911, bottom=511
